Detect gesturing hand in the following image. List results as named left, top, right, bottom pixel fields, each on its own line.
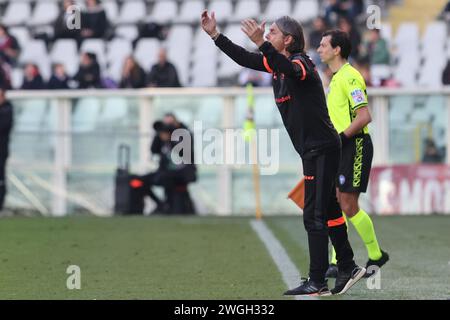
left=201, top=10, right=218, bottom=37
left=241, top=19, right=266, bottom=47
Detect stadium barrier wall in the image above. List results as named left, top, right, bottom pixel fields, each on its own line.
left=5, top=87, right=450, bottom=216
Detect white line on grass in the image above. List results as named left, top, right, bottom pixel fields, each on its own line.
left=250, top=219, right=316, bottom=300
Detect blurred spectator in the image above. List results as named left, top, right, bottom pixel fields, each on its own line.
left=0, top=60, right=11, bottom=90
left=324, top=0, right=364, bottom=25
left=48, top=64, right=70, bottom=89
left=238, top=68, right=272, bottom=87
left=440, top=1, right=450, bottom=21
left=442, top=59, right=450, bottom=85
left=53, top=0, right=81, bottom=41
left=0, top=25, right=20, bottom=67
left=80, top=0, right=110, bottom=41
left=422, top=138, right=443, bottom=163
left=119, top=56, right=147, bottom=89
left=338, top=16, right=362, bottom=60
left=364, top=29, right=390, bottom=65
left=21, top=64, right=46, bottom=90
left=354, top=59, right=372, bottom=87
left=74, top=52, right=102, bottom=89
left=0, top=88, right=13, bottom=211
left=308, top=17, right=328, bottom=67
left=147, top=48, right=181, bottom=87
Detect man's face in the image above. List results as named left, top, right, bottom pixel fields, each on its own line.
left=265, top=23, right=288, bottom=53
left=317, top=35, right=337, bottom=64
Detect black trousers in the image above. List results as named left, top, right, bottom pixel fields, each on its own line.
left=0, top=156, right=7, bottom=211
left=302, top=148, right=355, bottom=283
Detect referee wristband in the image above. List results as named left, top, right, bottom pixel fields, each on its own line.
left=339, top=132, right=351, bottom=146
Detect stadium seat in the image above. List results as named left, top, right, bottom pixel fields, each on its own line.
left=106, top=39, right=133, bottom=82
left=28, top=1, right=59, bottom=26
left=50, top=39, right=79, bottom=77
left=2, top=2, right=32, bottom=26
left=80, top=39, right=107, bottom=70
left=178, top=0, right=204, bottom=24
left=394, top=23, right=419, bottom=52
left=116, top=0, right=146, bottom=24
left=114, top=25, right=139, bottom=41
left=134, top=38, right=160, bottom=71
left=103, top=0, right=119, bottom=25
left=191, top=30, right=217, bottom=86
left=293, top=0, right=319, bottom=23
left=418, top=56, right=447, bottom=87
left=230, top=0, right=260, bottom=22
left=380, top=22, right=392, bottom=47
left=11, top=68, right=24, bottom=90
left=19, top=39, right=51, bottom=79
left=263, top=0, right=291, bottom=22
left=422, top=22, right=447, bottom=55
left=217, top=24, right=251, bottom=79
left=8, top=27, right=31, bottom=49
left=208, top=0, right=233, bottom=23
left=166, top=26, right=193, bottom=86
left=149, top=0, right=178, bottom=24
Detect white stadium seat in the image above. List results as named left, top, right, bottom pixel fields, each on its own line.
left=134, top=39, right=160, bottom=71
left=8, top=27, right=31, bottom=49
left=116, top=0, right=146, bottom=24
left=231, top=0, right=260, bottom=22
left=19, top=40, right=51, bottom=79
left=103, top=0, right=119, bottom=24
left=106, top=39, right=133, bottom=82
left=2, top=2, right=32, bottom=26
left=28, top=1, right=59, bottom=26
left=167, top=26, right=193, bottom=86
left=263, top=0, right=290, bottom=23
left=50, top=39, right=79, bottom=76
left=115, top=25, right=139, bottom=41
left=293, top=0, right=319, bottom=23
left=179, top=0, right=204, bottom=24
left=208, top=0, right=233, bottom=23
left=149, top=0, right=178, bottom=24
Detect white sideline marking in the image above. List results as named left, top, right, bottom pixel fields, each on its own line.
left=250, top=219, right=316, bottom=300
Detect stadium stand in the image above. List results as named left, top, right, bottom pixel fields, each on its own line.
left=0, top=0, right=448, bottom=88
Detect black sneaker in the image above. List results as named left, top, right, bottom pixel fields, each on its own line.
left=331, top=265, right=366, bottom=295
left=364, top=250, right=389, bottom=278
left=284, top=278, right=331, bottom=297
left=325, top=264, right=338, bottom=279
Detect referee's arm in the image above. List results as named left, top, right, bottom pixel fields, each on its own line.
left=342, top=106, right=372, bottom=138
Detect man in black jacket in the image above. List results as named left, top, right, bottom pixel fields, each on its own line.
left=146, top=48, right=181, bottom=87
left=201, top=11, right=365, bottom=296
left=0, top=88, right=13, bottom=211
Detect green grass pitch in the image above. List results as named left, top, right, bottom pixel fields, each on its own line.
left=0, top=215, right=448, bottom=299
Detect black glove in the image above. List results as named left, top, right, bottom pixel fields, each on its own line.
left=339, top=132, right=350, bottom=147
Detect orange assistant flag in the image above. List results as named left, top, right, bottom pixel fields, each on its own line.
left=287, top=178, right=305, bottom=210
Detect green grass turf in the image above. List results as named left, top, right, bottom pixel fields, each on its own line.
left=0, top=215, right=448, bottom=299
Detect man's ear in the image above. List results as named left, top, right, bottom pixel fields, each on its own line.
left=284, top=35, right=293, bottom=47
left=334, top=46, right=341, bottom=58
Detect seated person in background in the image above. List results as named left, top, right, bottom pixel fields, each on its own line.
left=53, top=0, right=81, bottom=42
left=21, top=64, right=46, bottom=90
left=422, top=138, right=443, bottom=164
left=338, top=16, right=362, bottom=61
left=147, top=48, right=181, bottom=87
left=80, top=0, right=110, bottom=41
left=308, top=17, right=328, bottom=67
left=442, top=59, right=450, bottom=85
left=142, top=113, right=196, bottom=214
left=364, top=29, right=390, bottom=65
left=119, top=56, right=147, bottom=89
left=0, top=25, right=20, bottom=67
left=74, top=52, right=102, bottom=88
left=48, top=64, right=70, bottom=89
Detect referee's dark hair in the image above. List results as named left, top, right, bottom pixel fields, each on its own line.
left=322, top=29, right=352, bottom=60
left=275, top=16, right=305, bottom=54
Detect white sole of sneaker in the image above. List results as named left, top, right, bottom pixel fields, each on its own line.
left=335, top=267, right=366, bottom=295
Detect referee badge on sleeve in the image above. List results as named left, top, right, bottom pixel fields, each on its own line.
left=350, top=89, right=365, bottom=104
left=339, top=174, right=346, bottom=185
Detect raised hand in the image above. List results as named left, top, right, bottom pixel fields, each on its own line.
left=241, top=19, right=266, bottom=47
left=201, top=10, right=218, bottom=37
